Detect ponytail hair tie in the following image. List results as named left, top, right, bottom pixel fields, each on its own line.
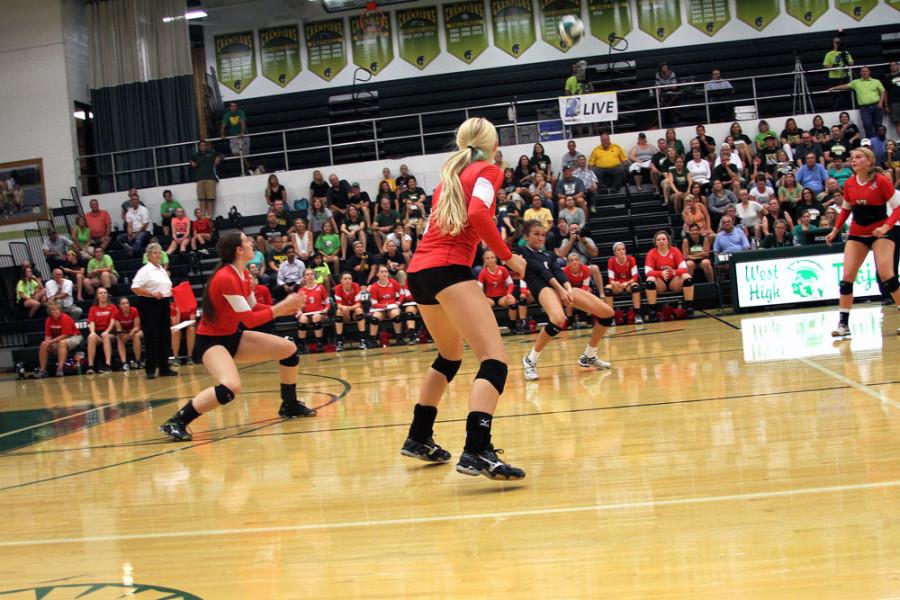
left=467, top=145, right=486, bottom=161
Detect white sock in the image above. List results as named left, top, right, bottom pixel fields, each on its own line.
left=527, top=348, right=541, bottom=364
left=583, top=345, right=597, bottom=359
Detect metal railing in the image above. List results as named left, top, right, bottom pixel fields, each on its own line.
left=76, top=62, right=886, bottom=194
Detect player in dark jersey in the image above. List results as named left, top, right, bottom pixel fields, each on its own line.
left=825, top=147, right=900, bottom=336
left=519, top=221, right=615, bottom=381
left=402, top=117, right=527, bottom=481
left=159, top=231, right=313, bottom=442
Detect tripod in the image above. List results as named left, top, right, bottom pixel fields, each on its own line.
left=792, top=54, right=814, bottom=115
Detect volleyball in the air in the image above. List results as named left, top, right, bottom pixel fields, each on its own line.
left=558, top=15, right=584, bottom=46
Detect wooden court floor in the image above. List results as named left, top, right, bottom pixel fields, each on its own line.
left=1, top=306, right=900, bottom=599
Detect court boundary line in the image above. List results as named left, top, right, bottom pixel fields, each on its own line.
left=1, top=478, right=898, bottom=548
left=799, top=356, right=900, bottom=411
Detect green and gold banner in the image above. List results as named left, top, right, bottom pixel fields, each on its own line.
left=491, top=0, right=536, bottom=58
left=350, top=11, right=394, bottom=74
left=687, top=0, right=729, bottom=36
left=588, top=0, right=632, bottom=45
left=539, top=0, right=580, bottom=52
left=785, top=0, right=828, bottom=25
left=637, top=0, right=681, bottom=42
left=304, top=19, right=347, bottom=82
left=835, top=0, right=877, bottom=19
left=397, top=7, right=440, bottom=69
left=260, top=25, right=301, bottom=87
left=889, top=0, right=900, bottom=13
left=215, top=31, right=256, bottom=94
left=736, top=0, right=780, bottom=31
left=443, top=1, right=488, bottom=64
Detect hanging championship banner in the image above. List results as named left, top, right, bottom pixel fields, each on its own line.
left=443, top=1, right=488, bottom=64
left=588, top=0, right=632, bottom=45
left=687, top=0, right=729, bottom=36
left=305, top=19, right=347, bottom=82
left=397, top=7, right=440, bottom=69
left=491, top=0, right=536, bottom=58
left=559, top=91, right=618, bottom=125
left=736, top=0, right=780, bottom=31
left=259, top=25, right=301, bottom=87
left=351, top=10, right=394, bottom=74
left=835, top=0, right=877, bottom=20
left=636, top=0, right=681, bottom=42
left=215, top=31, right=257, bottom=94
left=539, top=0, right=581, bottom=52
left=785, top=0, right=828, bottom=25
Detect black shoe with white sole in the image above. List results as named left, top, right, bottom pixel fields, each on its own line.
left=278, top=400, right=317, bottom=418
left=400, top=437, right=452, bottom=463
left=160, top=418, right=192, bottom=442
left=455, top=445, right=525, bottom=480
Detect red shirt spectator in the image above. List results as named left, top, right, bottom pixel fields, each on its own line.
left=193, top=216, right=213, bottom=235
left=369, top=278, right=402, bottom=309
left=115, top=304, right=139, bottom=331
left=46, top=311, right=78, bottom=338
left=85, top=202, right=112, bottom=240
left=88, top=304, right=115, bottom=331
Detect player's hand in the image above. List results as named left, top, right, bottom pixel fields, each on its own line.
left=278, top=291, right=305, bottom=315
left=873, top=224, right=890, bottom=238
left=505, top=254, right=526, bottom=278
left=825, top=229, right=838, bottom=246
left=558, top=288, right=573, bottom=306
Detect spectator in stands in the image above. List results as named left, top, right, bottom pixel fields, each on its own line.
left=118, top=193, right=151, bottom=256
left=589, top=132, right=627, bottom=193
left=558, top=195, right=585, bottom=228
left=762, top=197, right=794, bottom=234
left=379, top=167, right=396, bottom=192
left=45, top=267, right=82, bottom=320
left=85, top=287, right=115, bottom=373
left=493, top=150, right=508, bottom=171
left=712, top=145, right=744, bottom=196
left=824, top=125, right=850, bottom=164
left=524, top=194, right=553, bottom=229
left=114, top=297, right=142, bottom=370
left=191, top=208, right=213, bottom=252
left=373, top=239, right=407, bottom=283
left=762, top=219, right=793, bottom=248
left=513, top=154, right=535, bottom=191
left=265, top=174, right=286, bottom=207
left=682, top=223, right=714, bottom=282
left=159, top=190, right=181, bottom=238
left=386, top=223, right=413, bottom=261
left=265, top=237, right=289, bottom=279
left=42, top=229, right=74, bottom=271
left=794, top=187, right=823, bottom=224
left=681, top=194, right=714, bottom=239
left=694, top=125, right=717, bottom=160
left=348, top=181, right=373, bottom=223
left=688, top=182, right=707, bottom=207
left=373, top=196, right=401, bottom=250
left=247, top=263, right=272, bottom=305
left=220, top=101, right=250, bottom=173
left=869, top=125, right=888, bottom=164
left=375, top=181, right=397, bottom=209
left=315, top=220, right=341, bottom=274
left=246, top=241, right=268, bottom=285
left=191, top=140, right=220, bottom=218
left=705, top=68, right=734, bottom=122
left=561, top=140, right=584, bottom=170
left=309, top=170, right=329, bottom=207
left=37, top=301, right=83, bottom=378
left=84, top=199, right=112, bottom=251
left=707, top=179, right=737, bottom=227
left=258, top=212, right=288, bottom=249
left=572, top=155, right=599, bottom=208
left=119, top=188, right=144, bottom=223
left=70, top=215, right=93, bottom=261
left=735, top=190, right=765, bottom=242
left=749, top=174, right=776, bottom=204
left=628, top=132, right=655, bottom=192
left=655, top=63, right=679, bottom=113
left=754, top=120, right=777, bottom=153
left=664, top=156, right=689, bottom=210
left=728, top=122, right=753, bottom=164
left=269, top=199, right=291, bottom=227
left=837, top=111, right=862, bottom=149
left=805, top=114, right=827, bottom=143
left=131, top=242, right=175, bottom=380
left=501, top=168, right=517, bottom=196
left=398, top=176, right=426, bottom=232
left=686, top=148, right=711, bottom=194
left=340, top=204, right=367, bottom=260
left=565, top=62, right=585, bottom=95
left=884, top=61, right=900, bottom=137
left=713, top=215, right=750, bottom=253
left=16, top=265, right=46, bottom=317
left=394, top=164, right=414, bottom=191
left=85, top=246, right=117, bottom=297
left=276, top=244, right=304, bottom=299
left=644, top=231, right=693, bottom=315
left=780, top=118, right=803, bottom=154
left=795, top=131, right=824, bottom=167
left=777, top=172, right=801, bottom=206
left=828, top=156, right=853, bottom=188
left=327, top=173, right=353, bottom=223
left=287, top=217, right=313, bottom=264
left=792, top=210, right=816, bottom=245
left=308, top=196, right=336, bottom=237
left=829, top=66, right=886, bottom=139
left=884, top=140, right=900, bottom=182
left=346, top=240, right=371, bottom=287
left=823, top=36, right=853, bottom=99
left=167, top=207, right=191, bottom=256
left=554, top=164, right=586, bottom=210
left=529, top=172, right=553, bottom=202
left=664, top=128, right=684, bottom=156
left=796, top=152, right=829, bottom=195
left=819, top=177, right=844, bottom=208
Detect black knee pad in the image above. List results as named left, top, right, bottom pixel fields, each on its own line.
left=603, top=286, right=613, bottom=297
left=367, top=315, right=381, bottom=326
left=279, top=353, right=299, bottom=367
left=597, top=316, right=614, bottom=327
left=883, top=275, right=900, bottom=293
left=392, top=314, right=405, bottom=324
left=839, top=280, right=854, bottom=295
left=214, top=383, right=235, bottom=405
left=431, top=354, right=462, bottom=382
left=297, top=322, right=310, bottom=331
left=508, top=303, right=519, bottom=311
left=644, top=280, right=656, bottom=290
left=682, top=278, right=693, bottom=288
left=630, top=283, right=641, bottom=294
left=403, top=311, right=417, bottom=321
left=354, top=313, right=366, bottom=321
left=544, top=321, right=564, bottom=337
left=475, top=359, right=508, bottom=394
left=334, top=314, right=345, bottom=323
left=312, top=321, right=324, bottom=330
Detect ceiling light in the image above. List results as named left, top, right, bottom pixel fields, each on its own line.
left=163, top=9, right=207, bottom=23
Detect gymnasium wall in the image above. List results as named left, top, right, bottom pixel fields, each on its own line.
left=204, top=0, right=900, bottom=101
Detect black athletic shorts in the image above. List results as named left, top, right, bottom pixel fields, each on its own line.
left=193, top=330, right=243, bottom=363
left=407, top=265, right=474, bottom=305
left=847, top=234, right=882, bottom=248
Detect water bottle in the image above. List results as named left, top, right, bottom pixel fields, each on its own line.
left=750, top=236, right=758, bottom=250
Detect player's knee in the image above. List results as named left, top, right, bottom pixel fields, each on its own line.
left=839, top=280, right=854, bottom=295
left=334, top=314, right=345, bottom=323
left=312, top=320, right=324, bottom=330
left=215, top=382, right=238, bottom=404
left=882, top=275, right=900, bottom=293
left=629, top=283, right=641, bottom=294
left=392, top=313, right=405, bottom=324
left=603, top=286, right=613, bottom=297
left=431, top=354, right=462, bottom=382
left=279, top=351, right=300, bottom=367
left=367, top=315, right=381, bottom=325
left=354, top=312, right=365, bottom=321
left=474, top=359, right=508, bottom=394
left=644, top=280, right=656, bottom=290
left=297, top=322, right=310, bottom=331
left=596, top=316, right=614, bottom=327
left=682, top=278, right=693, bottom=288
left=544, top=320, right=564, bottom=337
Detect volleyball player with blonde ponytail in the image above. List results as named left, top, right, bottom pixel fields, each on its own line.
left=401, top=117, right=528, bottom=480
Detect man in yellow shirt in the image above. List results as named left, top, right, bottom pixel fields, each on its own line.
left=829, top=66, right=886, bottom=139
left=588, top=132, right=628, bottom=192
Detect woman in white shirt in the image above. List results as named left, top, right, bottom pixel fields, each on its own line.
left=131, top=242, right=176, bottom=379
left=686, top=148, right=711, bottom=193
left=735, top=190, right=765, bottom=243
left=289, top=218, right=314, bottom=263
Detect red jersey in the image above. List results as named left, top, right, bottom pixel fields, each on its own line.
left=836, top=173, right=900, bottom=236
left=408, top=162, right=512, bottom=273
left=644, top=247, right=688, bottom=277
left=193, top=218, right=212, bottom=234
left=300, top=283, right=329, bottom=314
left=370, top=278, right=402, bottom=310
left=608, top=256, right=638, bottom=284
left=333, top=282, right=361, bottom=307
left=171, top=217, right=190, bottom=239
left=115, top=306, right=139, bottom=331
left=255, top=284, right=272, bottom=306
left=478, top=266, right=513, bottom=298
left=169, top=303, right=178, bottom=319
left=88, top=304, right=115, bottom=331
left=45, top=313, right=78, bottom=338
left=562, top=265, right=591, bottom=290
left=197, top=265, right=274, bottom=336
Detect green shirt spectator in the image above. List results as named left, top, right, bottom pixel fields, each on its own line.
left=375, top=209, right=402, bottom=229
left=16, top=278, right=39, bottom=299
left=143, top=249, right=169, bottom=266
left=87, top=253, right=118, bottom=276
left=828, top=165, right=853, bottom=187
left=846, top=77, right=885, bottom=107
left=823, top=44, right=853, bottom=81
left=191, top=144, right=219, bottom=181
left=221, top=108, right=246, bottom=136
left=311, top=264, right=331, bottom=285
left=565, top=74, right=583, bottom=96
left=315, top=232, right=340, bottom=257
left=160, top=197, right=182, bottom=220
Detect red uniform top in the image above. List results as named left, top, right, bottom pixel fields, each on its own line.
left=255, top=284, right=272, bottom=306
left=115, top=306, right=139, bottom=331
left=608, top=256, right=638, bottom=284
left=169, top=303, right=178, bottom=319
left=408, top=162, right=512, bottom=273
left=478, top=265, right=513, bottom=298
left=45, top=313, right=78, bottom=338
left=333, top=282, right=361, bottom=307
left=193, top=217, right=212, bottom=234
left=197, top=265, right=274, bottom=336
left=562, top=265, right=591, bottom=290
left=835, top=173, right=900, bottom=236
left=171, top=216, right=191, bottom=239
left=645, top=247, right=688, bottom=278
left=300, top=283, right=329, bottom=313
left=370, top=278, right=402, bottom=309
left=88, top=304, right=115, bottom=331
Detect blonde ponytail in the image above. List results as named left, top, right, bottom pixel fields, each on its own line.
left=434, top=117, right=497, bottom=236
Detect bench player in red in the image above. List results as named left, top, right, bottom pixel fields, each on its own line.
left=478, top=249, right=517, bottom=328
left=644, top=231, right=693, bottom=319
left=561, top=253, right=593, bottom=327
left=605, top=242, right=643, bottom=324
left=367, top=265, right=403, bottom=345
left=114, top=296, right=142, bottom=369
left=333, top=272, right=365, bottom=351
left=296, top=269, right=329, bottom=353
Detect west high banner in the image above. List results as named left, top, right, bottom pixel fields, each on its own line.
left=636, top=0, right=681, bottom=42
left=736, top=0, right=780, bottom=31
left=215, top=32, right=257, bottom=94
left=491, top=0, right=536, bottom=58
left=260, top=25, right=301, bottom=87
left=304, top=19, right=347, bottom=82
left=687, top=0, right=730, bottom=36
left=539, top=0, right=581, bottom=52
left=834, top=0, right=877, bottom=20
left=443, top=1, right=488, bottom=64
left=559, top=91, right=618, bottom=125
left=588, top=0, right=632, bottom=45
left=397, top=7, right=440, bottom=69
left=785, top=0, right=829, bottom=25
left=351, top=11, right=394, bottom=74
